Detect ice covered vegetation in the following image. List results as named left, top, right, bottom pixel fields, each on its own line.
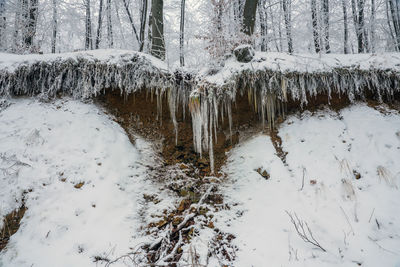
left=0, top=50, right=400, bottom=267
left=1, top=50, right=400, bottom=171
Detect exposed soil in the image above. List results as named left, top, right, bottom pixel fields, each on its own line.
left=96, top=89, right=261, bottom=176
left=95, top=87, right=399, bottom=265
left=0, top=205, right=27, bottom=252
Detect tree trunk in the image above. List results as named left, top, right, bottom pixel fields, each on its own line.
left=106, top=0, right=113, bottom=48
left=351, top=0, right=362, bottom=52
left=151, top=0, right=165, bottom=60
left=357, top=0, right=365, bottom=52
left=242, top=0, right=259, bottom=36
left=121, top=0, right=140, bottom=47
left=282, top=0, right=293, bottom=53
left=13, top=0, right=22, bottom=52
left=311, top=0, right=320, bottom=53
left=139, top=0, right=148, bottom=51
left=268, top=0, right=280, bottom=51
left=370, top=0, right=375, bottom=52
left=85, top=0, right=93, bottom=50
left=342, top=0, right=349, bottom=53
left=95, top=0, right=104, bottom=49
left=51, top=0, right=57, bottom=53
left=0, top=0, right=6, bottom=50
left=278, top=0, right=283, bottom=51
left=179, top=0, right=185, bottom=66
left=389, top=0, right=400, bottom=50
left=322, top=0, right=330, bottom=53
left=258, top=1, right=267, bottom=51
left=23, top=0, right=38, bottom=50
left=386, top=0, right=397, bottom=50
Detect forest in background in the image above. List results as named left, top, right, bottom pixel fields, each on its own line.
left=0, top=0, right=399, bottom=67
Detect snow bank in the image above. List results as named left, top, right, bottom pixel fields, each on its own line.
left=0, top=49, right=172, bottom=98
left=217, top=103, right=400, bottom=266
left=1, top=50, right=399, bottom=172
left=0, top=98, right=173, bottom=267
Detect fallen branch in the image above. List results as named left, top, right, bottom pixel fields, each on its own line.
left=286, top=210, right=326, bottom=252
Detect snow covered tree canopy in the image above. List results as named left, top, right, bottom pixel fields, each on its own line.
left=1, top=49, right=399, bottom=172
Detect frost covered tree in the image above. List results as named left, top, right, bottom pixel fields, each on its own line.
left=85, top=0, right=93, bottom=50
left=282, top=0, right=293, bottom=53
left=352, top=0, right=365, bottom=52
left=106, top=0, right=113, bottom=48
left=179, top=0, right=185, bottom=66
left=0, top=0, right=6, bottom=50
left=95, top=0, right=104, bottom=49
left=388, top=0, right=400, bottom=50
left=322, top=0, right=330, bottom=53
left=122, top=0, right=140, bottom=48
left=342, top=0, right=349, bottom=53
left=311, top=0, right=320, bottom=53
left=23, top=0, right=38, bottom=50
left=51, top=0, right=56, bottom=53
left=242, top=0, right=258, bottom=36
left=151, top=0, right=165, bottom=60
left=258, top=0, right=267, bottom=51
left=139, top=0, right=147, bottom=51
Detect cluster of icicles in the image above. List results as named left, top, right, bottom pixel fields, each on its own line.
left=1, top=54, right=399, bottom=173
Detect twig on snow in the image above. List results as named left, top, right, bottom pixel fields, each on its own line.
left=286, top=210, right=326, bottom=252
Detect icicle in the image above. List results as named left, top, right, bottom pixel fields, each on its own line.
left=209, top=100, right=215, bottom=174
left=168, top=87, right=178, bottom=145
left=189, top=92, right=203, bottom=157
left=227, top=100, right=233, bottom=144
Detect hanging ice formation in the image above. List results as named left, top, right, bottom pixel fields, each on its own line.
left=1, top=51, right=400, bottom=173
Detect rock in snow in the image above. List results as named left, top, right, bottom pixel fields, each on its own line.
left=233, top=44, right=255, bottom=63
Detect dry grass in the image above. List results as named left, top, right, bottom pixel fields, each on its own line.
left=377, top=166, right=398, bottom=188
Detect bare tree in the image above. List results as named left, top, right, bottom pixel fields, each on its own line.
left=242, top=0, right=259, bottom=36
left=13, top=0, right=22, bottom=52
left=311, top=0, right=321, bottom=53
left=322, top=0, right=330, bottom=53
left=106, top=0, right=113, bottom=48
left=179, top=0, right=185, bottom=66
left=282, top=0, right=293, bottom=53
left=151, top=0, right=165, bottom=60
left=388, top=0, right=400, bottom=50
left=258, top=0, right=267, bottom=51
left=386, top=0, right=397, bottom=50
left=233, top=0, right=245, bottom=23
left=0, top=0, right=6, bottom=50
left=139, top=0, right=148, bottom=51
left=85, top=0, right=93, bottom=50
left=51, top=0, right=57, bottom=53
left=95, top=0, right=104, bottom=49
left=370, top=0, right=375, bottom=52
left=342, top=0, right=349, bottom=53
left=23, top=0, right=38, bottom=50
left=121, top=0, right=140, bottom=47
left=352, top=0, right=365, bottom=52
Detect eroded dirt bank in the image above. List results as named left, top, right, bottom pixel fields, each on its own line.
left=96, top=89, right=264, bottom=175
left=95, top=88, right=399, bottom=265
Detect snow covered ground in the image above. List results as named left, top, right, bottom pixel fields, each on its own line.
left=217, top=103, right=400, bottom=266
left=0, top=98, right=174, bottom=267
left=1, top=97, right=400, bottom=267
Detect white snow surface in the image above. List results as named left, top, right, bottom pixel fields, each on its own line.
left=204, top=52, right=400, bottom=85
left=217, top=103, right=400, bottom=266
left=1, top=97, right=400, bottom=267
left=0, top=49, right=168, bottom=72
left=0, top=98, right=174, bottom=267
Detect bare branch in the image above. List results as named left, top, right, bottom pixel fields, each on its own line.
left=286, top=210, right=326, bottom=252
